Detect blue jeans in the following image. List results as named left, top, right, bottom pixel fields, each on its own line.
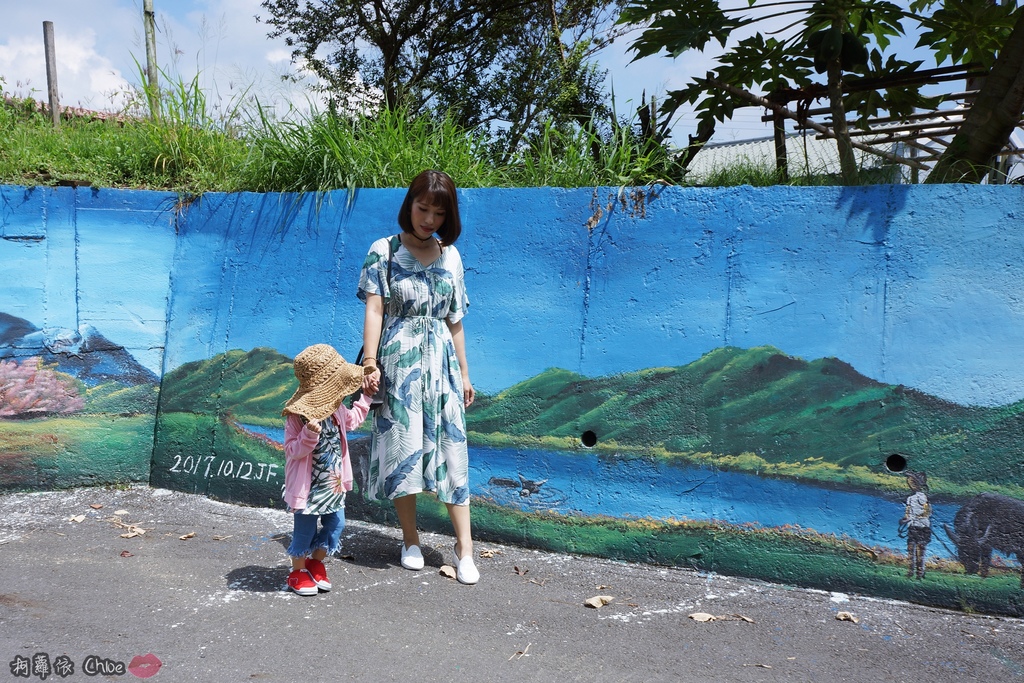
left=287, top=510, right=344, bottom=559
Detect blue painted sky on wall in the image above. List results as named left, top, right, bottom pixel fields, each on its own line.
left=3, top=185, right=1022, bottom=407
left=157, top=186, right=1024, bottom=408
left=0, top=187, right=176, bottom=375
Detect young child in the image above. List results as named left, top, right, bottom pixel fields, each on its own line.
left=282, top=344, right=376, bottom=595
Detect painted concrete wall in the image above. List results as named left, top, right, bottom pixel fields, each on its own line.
left=1, top=183, right=1023, bottom=616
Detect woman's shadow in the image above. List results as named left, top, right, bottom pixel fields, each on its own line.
left=224, top=522, right=419, bottom=592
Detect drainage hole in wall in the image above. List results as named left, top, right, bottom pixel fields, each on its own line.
left=580, top=430, right=598, bottom=448
left=885, top=453, right=907, bottom=473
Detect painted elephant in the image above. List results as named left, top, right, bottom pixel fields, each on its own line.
left=944, top=493, right=1024, bottom=587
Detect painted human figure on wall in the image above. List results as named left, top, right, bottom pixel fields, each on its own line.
left=900, top=470, right=932, bottom=579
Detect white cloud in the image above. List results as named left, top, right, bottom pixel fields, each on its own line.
left=1, top=2, right=138, bottom=108
left=265, top=48, right=291, bottom=65
left=0, top=0, right=312, bottom=115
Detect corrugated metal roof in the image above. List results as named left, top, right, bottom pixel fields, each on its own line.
left=684, top=133, right=897, bottom=183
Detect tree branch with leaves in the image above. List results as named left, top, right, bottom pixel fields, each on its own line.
left=618, top=0, right=1024, bottom=184
left=258, top=0, right=628, bottom=158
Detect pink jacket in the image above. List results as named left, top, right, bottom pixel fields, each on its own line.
left=282, top=393, right=372, bottom=510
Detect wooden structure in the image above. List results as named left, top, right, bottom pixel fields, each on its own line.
left=757, top=64, right=1024, bottom=183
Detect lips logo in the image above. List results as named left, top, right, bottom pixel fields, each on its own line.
left=128, top=653, right=162, bottom=678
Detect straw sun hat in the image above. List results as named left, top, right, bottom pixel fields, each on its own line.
left=282, top=344, right=372, bottom=422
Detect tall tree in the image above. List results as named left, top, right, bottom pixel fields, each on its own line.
left=618, top=0, right=1023, bottom=184
left=920, top=1, right=1024, bottom=183
left=258, top=0, right=624, bottom=158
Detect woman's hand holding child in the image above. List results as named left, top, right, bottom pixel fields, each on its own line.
left=362, top=366, right=380, bottom=395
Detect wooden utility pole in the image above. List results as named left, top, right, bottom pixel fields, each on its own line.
left=766, top=90, right=789, bottom=181
left=706, top=77, right=930, bottom=172
left=42, top=21, right=60, bottom=127
left=144, top=0, right=159, bottom=117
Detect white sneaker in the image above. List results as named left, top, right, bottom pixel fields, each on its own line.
left=400, top=544, right=424, bottom=570
left=454, top=544, right=479, bottom=585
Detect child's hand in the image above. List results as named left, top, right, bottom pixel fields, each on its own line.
left=363, top=367, right=381, bottom=394
left=306, top=420, right=322, bottom=434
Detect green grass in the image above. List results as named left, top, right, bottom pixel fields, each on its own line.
left=240, top=106, right=504, bottom=193
left=1, top=74, right=890, bottom=192
left=0, top=75, right=251, bottom=192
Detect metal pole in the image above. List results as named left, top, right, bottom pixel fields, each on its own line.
left=42, top=21, right=60, bottom=128
left=144, top=0, right=159, bottom=117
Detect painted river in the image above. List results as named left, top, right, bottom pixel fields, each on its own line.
left=242, top=425, right=962, bottom=558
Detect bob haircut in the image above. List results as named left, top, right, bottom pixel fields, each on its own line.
left=398, top=170, right=462, bottom=246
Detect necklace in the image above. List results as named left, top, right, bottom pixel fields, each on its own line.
left=404, top=232, right=435, bottom=246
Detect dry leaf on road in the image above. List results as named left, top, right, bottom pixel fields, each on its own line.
left=508, top=643, right=531, bottom=661
left=836, top=611, right=860, bottom=624
left=439, top=565, right=457, bottom=579
left=90, top=504, right=104, bottom=510
left=108, top=518, right=149, bottom=538
left=113, top=510, right=129, bottom=516
left=120, top=550, right=133, bottom=558
left=68, top=515, right=86, bottom=523
left=479, top=549, right=500, bottom=558
left=689, top=612, right=755, bottom=623
left=585, top=595, right=614, bottom=609
left=179, top=532, right=196, bottom=540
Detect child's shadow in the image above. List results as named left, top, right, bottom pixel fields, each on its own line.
left=226, top=565, right=290, bottom=593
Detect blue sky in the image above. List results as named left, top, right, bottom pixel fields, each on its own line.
left=0, top=1, right=945, bottom=144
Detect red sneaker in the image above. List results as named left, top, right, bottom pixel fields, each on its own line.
left=305, top=558, right=332, bottom=591
left=287, top=569, right=318, bottom=596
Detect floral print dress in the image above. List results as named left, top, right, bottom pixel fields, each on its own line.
left=294, top=416, right=347, bottom=515
left=358, top=236, right=470, bottom=505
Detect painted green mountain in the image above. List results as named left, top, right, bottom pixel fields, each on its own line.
left=158, top=347, right=295, bottom=421
left=466, top=346, right=1024, bottom=487
left=157, top=346, right=1023, bottom=487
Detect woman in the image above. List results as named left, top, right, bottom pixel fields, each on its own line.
left=357, top=169, right=478, bottom=584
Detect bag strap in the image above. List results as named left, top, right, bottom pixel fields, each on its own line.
left=386, top=234, right=398, bottom=296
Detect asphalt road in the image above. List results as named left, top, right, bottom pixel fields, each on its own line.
left=1, top=485, right=1022, bottom=682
